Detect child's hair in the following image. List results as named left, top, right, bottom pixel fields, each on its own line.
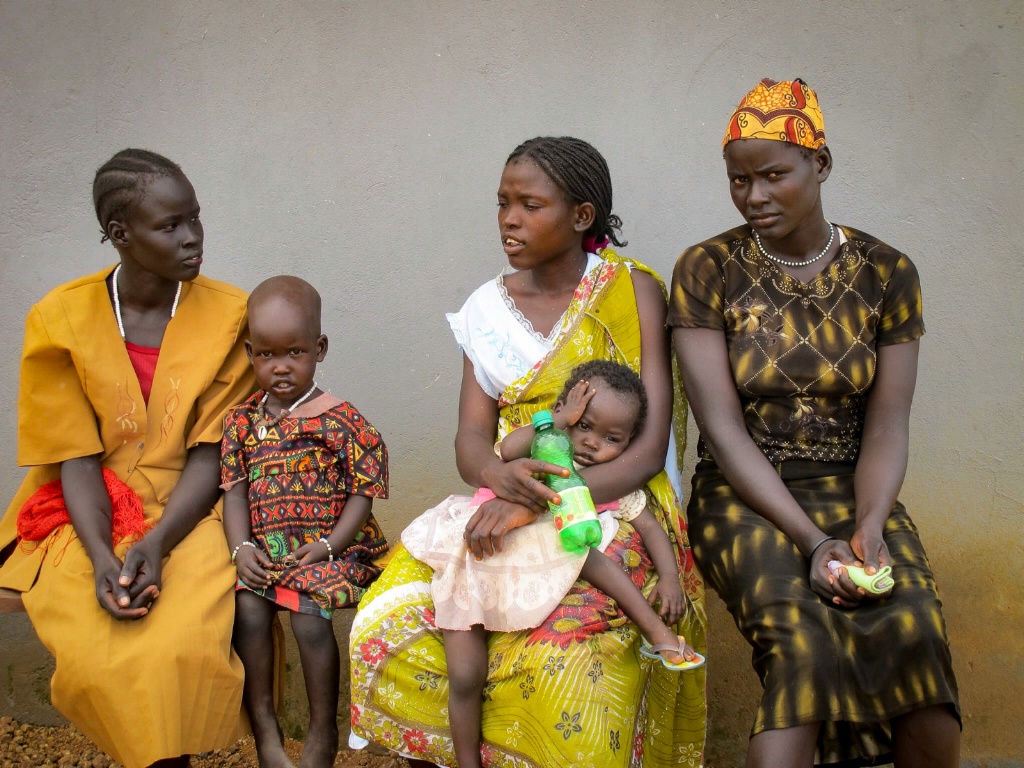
left=93, top=149, right=184, bottom=242
left=556, top=360, right=647, bottom=436
left=248, top=275, right=323, bottom=335
left=506, top=136, right=626, bottom=248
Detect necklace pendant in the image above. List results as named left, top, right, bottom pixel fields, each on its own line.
left=257, top=425, right=268, bottom=440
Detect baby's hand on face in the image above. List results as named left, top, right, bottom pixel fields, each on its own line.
left=555, top=380, right=596, bottom=428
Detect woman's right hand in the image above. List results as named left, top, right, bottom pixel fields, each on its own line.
left=235, top=545, right=274, bottom=589
left=464, top=497, right=543, bottom=560
left=93, top=552, right=155, bottom=620
left=808, top=537, right=864, bottom=607
left=479, top=458, right=566, bottom=511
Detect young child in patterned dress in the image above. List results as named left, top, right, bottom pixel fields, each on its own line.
left=221, top=275, right=389, bottom=768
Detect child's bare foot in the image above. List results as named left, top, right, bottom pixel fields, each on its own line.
left=256, top=744, right=295, bottom=768
left=298, top=722, right=338, bottom=768
left=253, top=720, right=295, bottom=768
left=256, top=746, right=295, bottom=768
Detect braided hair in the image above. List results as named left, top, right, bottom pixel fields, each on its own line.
left=506, top=137, right=626, bottom=248
left=92, top=149, right=183, bottom=242
left=556, top=359, right=647, bottom=437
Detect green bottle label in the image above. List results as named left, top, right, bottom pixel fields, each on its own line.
left=549, top=486, right=598, bottom=530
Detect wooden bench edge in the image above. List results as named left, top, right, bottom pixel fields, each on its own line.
left=0, top=587, right=26, bottom=613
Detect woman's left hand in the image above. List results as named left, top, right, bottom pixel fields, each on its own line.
left=464, top=497, right=541, bottom=560
left=118, top=536, right=164, bottom=609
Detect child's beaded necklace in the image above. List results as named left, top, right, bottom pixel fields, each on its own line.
left=255, top=383, right=318, bottom=440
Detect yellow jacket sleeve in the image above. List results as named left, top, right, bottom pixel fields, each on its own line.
left=17, top=304, right=104, bottom=466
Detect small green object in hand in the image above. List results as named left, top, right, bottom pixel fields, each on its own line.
left=828, top=560, right=894, bottom=595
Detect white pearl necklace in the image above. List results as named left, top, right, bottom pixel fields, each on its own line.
left=111, top=264, right=182, bottom=341
left=753, top=221, right=835, bottom=268
left=256, top=383, right=318, bottom=440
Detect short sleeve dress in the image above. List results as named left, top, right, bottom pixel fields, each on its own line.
left=668, top=224, right=960, bottom=767
left=0, top=270, right=254, bottom=768
left=220, top=392, right=390, bottom=617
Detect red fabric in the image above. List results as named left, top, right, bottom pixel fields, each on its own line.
left=125, top=341, right=160, bottom=403
left=17, top=467, right=151, bottom=544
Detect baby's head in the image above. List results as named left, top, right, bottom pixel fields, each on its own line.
left=246, top=276, right=327, bottom=401
left=553, top=360, right=647, bottom=467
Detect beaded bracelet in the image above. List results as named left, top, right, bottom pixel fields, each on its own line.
left=808, top=535, right=835, bottom=560
left=319, top=537, right=334, bottom=563
left=231, top=540, right=258, bottom=564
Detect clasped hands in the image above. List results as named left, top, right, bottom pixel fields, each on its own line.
left=808, top=525, right=892, bottom=607
left=464, top=457, right=567, bottom=560
left=93, top=534, right=163, bottom=621
left=234, top=538, right=333, bottom=590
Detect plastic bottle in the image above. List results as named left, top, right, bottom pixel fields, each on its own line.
left=530, top=410, right=602, bottom=553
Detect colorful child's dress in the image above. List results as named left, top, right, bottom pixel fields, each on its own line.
left=220, top=392, right=389, bottom=618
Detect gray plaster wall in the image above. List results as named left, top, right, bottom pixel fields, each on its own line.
left=0, top=1, right=1021, bottom=764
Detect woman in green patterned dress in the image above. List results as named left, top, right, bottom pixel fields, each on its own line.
left=668, top=78, right=960, bottom=767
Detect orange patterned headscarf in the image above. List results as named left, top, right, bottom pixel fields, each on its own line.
left=723, top=78, right=826, bottom=150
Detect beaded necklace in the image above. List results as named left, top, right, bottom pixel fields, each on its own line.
left=255, top=383, right=318, bottom=440
left=753, top=221, right=835, bottom=268
left=111, top=264, right=182, bottom=341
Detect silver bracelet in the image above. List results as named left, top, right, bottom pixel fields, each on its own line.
left=319, top=537, right=333, bottom=562
left=231, top=540, right=258, bottom=564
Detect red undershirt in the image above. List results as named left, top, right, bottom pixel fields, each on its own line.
left=125, top=342, right=160, bottom=404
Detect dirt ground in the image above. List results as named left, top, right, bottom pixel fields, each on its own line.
left=0, top=717, right=406, bottom=768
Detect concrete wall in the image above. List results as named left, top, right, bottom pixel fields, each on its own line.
left=1, top=1, right=1020, bottom=764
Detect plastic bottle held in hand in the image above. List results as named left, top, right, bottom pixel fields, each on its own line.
left=530, top=410, right=602, bottom=553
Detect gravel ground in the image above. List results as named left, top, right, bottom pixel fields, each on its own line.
left=0, top=717, right=406, bottom=768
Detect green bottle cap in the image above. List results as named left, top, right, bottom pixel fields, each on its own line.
left=532, top=410, right=554, bottom=429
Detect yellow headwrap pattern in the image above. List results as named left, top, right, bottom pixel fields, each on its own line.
left=723, top=78, right=826, bottom=150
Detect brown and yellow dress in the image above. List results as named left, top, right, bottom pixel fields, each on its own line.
left=668, top=225, right=960, bottom=766
left=0, top=267, right=254, bottom=768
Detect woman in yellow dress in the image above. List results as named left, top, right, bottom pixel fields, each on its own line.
left=349, top=137, right=707, bottom=768
left=0, top=149, right=254, bottom=768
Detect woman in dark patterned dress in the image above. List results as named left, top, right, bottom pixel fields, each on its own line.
left=668, top=79, right=960, bottom=768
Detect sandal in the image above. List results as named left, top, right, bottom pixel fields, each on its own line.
left=827, top=560, right=894, bottom=595
left=639, top=637, right=705, bottom=671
